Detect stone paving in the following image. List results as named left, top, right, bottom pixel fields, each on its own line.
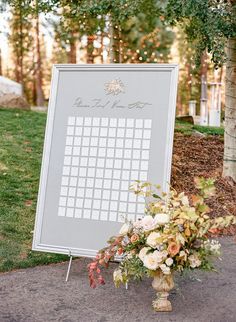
left=0, top=237, right=236, bottom=322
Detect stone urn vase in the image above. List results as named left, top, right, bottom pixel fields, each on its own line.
left=152, top=270, right=174, bottom=312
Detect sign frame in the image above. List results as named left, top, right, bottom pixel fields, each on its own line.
left=32, top=64, right=178, bottom=257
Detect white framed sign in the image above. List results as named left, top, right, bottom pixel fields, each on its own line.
left=32, top=64, right=178, bottom=258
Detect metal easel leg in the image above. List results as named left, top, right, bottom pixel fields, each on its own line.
left=65, top=251, right=73, bottom=282
left=125, top=270, right=128, bottom=290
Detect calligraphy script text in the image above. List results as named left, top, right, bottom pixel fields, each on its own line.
left=73, top=97, right=152, bottom=109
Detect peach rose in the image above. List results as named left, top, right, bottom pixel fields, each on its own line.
left=167, top=242, right=180, bottom=257
left=208, top=228, right=220, bottom=234
left=130, top=234, right=139, bottom=243
left=117, top=248, right=123, bottom=255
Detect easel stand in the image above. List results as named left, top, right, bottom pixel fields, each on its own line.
left=65, top=252, right=129, bottom=289
left=65, top=251, right=73, bottom=282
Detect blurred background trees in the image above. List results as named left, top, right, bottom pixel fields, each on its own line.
left=0, top=1, right=233, bottom=122
left=0, top=0, right=210, bottom=112
left=1, top=0, right=236, bottom=178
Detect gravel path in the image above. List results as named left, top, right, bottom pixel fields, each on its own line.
left=0, top=237, right=236, bottom=322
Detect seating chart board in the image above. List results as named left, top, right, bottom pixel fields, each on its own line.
left=32, top=64, right=178, bottom=257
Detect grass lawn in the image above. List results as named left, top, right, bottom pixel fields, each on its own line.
left=0, top=108, right=67, bottom=272
left=0, top=108, right=224, bottom=272
left=175, top=120, right=224, bottom=136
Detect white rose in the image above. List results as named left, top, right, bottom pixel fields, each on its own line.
left=165, top=257, right=174, bottom=267
left=146, top=232, right=161, bottom=248
left=188, top=254, right=201, bottom=268
left=154, top=213, right=170, bottom=225
left=138, top=247, right=151, bottom=261
left=119, top=223, right=130, bottom=236
left=160, top=264, right=171, bottom=275
left=143, top=251, right=160, bottom=270
left=141, top=215, right=159, bottom=231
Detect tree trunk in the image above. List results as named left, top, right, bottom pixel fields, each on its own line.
left=87, top=35, right=94, bottom=64
left=111, top=23, right=122, bottom=63
left=19, top=6, right=23, bottom=86
left=223, top=37, right=236, bottom=181
left=35, top=0, right=45, bottom=106
left=108, top=16, right=122, bottom=63
left=68, top=34, right=77, bottom=63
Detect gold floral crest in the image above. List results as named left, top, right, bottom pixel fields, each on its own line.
left=104, top=78, right=125, bottom=96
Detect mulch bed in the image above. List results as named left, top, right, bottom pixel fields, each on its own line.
left=171, top=133, right=236, bottom=235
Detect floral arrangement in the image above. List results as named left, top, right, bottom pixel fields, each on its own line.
left=88, top=177, right=236, bottom=310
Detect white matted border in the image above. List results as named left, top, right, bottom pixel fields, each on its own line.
left=32, top=64, right=179, bottom=257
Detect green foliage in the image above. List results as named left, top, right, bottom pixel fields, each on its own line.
left=164, top=0, right=236, bottom=67
left=121, top=14, right=174, bottom=63
left=120, top=255, right=148, bottom=282
left=194, top=177, right=216, bottom=198
left=78, top=0, right=160, bottom=23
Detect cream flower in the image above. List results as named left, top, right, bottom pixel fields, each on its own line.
left=165, top=257, right=174, bottom=266
left=138, top=247, right=151, bottom=261
left=203, top=240, right=221, bottom=255
left=113, top=269, right=122, bottom=280
left=181, top=195, right=189, bottom=206
left=155, top=251, right=164, bottom=263
left=140, top=215, right=159, bottom=231
left=143, top=251, right=161, bottom=270
left=160, top=264, right=171, bottom=275
left=179, top=250, right=187, bottom=261
left=119, top=223, right=130, bottom=236
left=146, top=232, right=161, bottom=248
left=154, top=213, right=170, bottom=225
left=161, top=250, right=169, bottom=259
left=113, top=269, right=123, bottom=283
left=188, top=254, right=201, bottom=268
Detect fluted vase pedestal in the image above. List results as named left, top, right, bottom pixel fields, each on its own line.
left=152, top=270, right=174, bottom=312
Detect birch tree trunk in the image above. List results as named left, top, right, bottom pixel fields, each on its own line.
left=223, top=37, right=236, bottom=181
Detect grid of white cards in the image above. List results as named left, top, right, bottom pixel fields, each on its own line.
left=58, top=116, right=152, bottom=222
